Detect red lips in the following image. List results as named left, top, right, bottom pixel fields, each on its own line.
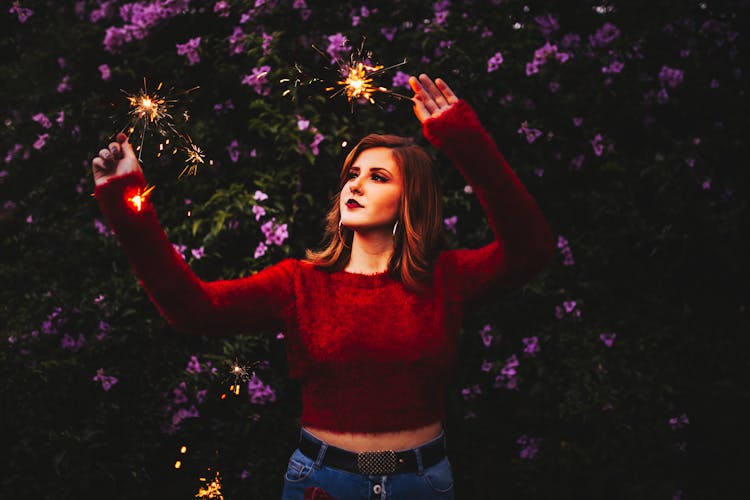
left=346, top=199, right=363, bottom=208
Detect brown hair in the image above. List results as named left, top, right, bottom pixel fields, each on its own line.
left=304, top=134, right=446, bottom=292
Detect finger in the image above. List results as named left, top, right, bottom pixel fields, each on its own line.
left=435, top=78, right=458, bottom=105
left=92, top=157, right=110, bottom=173
left=419, top=74, right=448, bottom=108
left=98, top=148, right=114, bottom=166
left=108, top=142, right=122, bottom=160
left=411, top=96, right=431, bottom=123
left=117, top=134, right=137, bottom=159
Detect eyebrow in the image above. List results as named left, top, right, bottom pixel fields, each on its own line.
left=349, top=166, right=393, bottom=175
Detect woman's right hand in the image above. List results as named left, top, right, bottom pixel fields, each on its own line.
left=91, top=133, right=142, bottom=186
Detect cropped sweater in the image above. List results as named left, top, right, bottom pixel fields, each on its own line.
left=95, top=100, right=556, bottom=433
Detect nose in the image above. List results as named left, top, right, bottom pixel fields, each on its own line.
left=349, top=178, right=362, bottom=194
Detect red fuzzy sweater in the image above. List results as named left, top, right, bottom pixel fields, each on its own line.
left=96, top=100, right=555, bottom=433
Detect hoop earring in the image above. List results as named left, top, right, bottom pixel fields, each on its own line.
left=338, top=219, right=351, bottom=248
left=392, top=220, right=399, bottom=238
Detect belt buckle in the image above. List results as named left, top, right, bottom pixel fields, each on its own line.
left=356, top=450, right=398, bottom=475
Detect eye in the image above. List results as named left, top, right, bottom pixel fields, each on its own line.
left=372, top=174, right=388, bottom=182
left=347, top=171, right=358, bottom=179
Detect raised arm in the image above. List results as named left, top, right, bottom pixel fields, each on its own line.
left=410, top=74, right=555, bottom=300
left=92, top=136, right=295, bottom=335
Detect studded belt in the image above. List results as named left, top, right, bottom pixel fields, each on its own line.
left=298, top=431, right=447, bottom=475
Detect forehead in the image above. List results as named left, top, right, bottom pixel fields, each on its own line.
left=352, top=147, right=399, bottom=174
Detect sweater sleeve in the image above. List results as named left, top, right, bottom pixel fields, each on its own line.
left=95, top=171, right=295, bottom=335
left=424, top=100, right=556, bottom=301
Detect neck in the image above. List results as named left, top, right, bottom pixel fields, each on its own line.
left=345, top=229, right=394, bottom=274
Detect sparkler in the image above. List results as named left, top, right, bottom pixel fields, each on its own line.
left=119, top=78, right=210, bottom=177
left=220, top=358, right=262, bottom=398
left=125, top=185, right=155, bottom=212
left=195, top=469, right=224, bottom=499
left=282, top=37, right=409, bottom=110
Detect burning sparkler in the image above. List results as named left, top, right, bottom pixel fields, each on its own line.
left=119, top=78, right=208, bottom=176
left=282, top=37, right=409, bottom=110
left=195, top=469, right=224, bottom=499
left=125, top=184, right=156, bottom=212
left=220, top=358, right=262, bottom=398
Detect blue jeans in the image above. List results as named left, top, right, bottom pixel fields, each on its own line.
left=281, top=428, right=455, bottom=499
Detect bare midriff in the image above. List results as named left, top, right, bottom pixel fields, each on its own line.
left=303, top=420, right=444, bottom=453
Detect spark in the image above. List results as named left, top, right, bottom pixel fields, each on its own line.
left=178, top=136, right=212, bottom=178
left=125, top=185, right=156, bottom=212
left=284, top=38, right=409, bottom=110
left=195, top=470, right=224, bottom=499
left=326, top=38, right=409, bottom=109
left=119, top=77, right=201, bottom=173
left=221, top=358, right=262, bottom=398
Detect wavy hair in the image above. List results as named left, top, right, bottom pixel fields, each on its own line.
left=304, top=134, right=446, bottom=292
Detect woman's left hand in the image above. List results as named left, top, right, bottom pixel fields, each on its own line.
left=409, top=73, right=459, bottom=124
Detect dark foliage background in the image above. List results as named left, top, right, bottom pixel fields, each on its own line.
left=1, top=1, right=747, bottom=498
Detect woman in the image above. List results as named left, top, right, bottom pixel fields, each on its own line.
left=92, top=74, right=555, bottom=499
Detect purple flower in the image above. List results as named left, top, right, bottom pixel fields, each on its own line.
left=444, top=215, right=457, bottom=234
left=170, top=405, right=199, bottom=431
left=186, top=355, right=202, bottom=374
left=61, top=333, right=86, bottom=352
left=261, top=219, right=288, bottom=246
left=517, top=122, right=542, bottom=144
left=94, top=218, right=114, bottom=237
left=522, top=336, right=540, bottom=356
left=479, top=324, right=493, bottom=347
left=9, top=1, right=34, bottom=23
left=213, top=1, right=230, bottom=17
left=33, top=133, right=49, bottom=150
left=227, top=139, right=240, bottom=162
left=228, top=26, right=247, bottom=55
left=32, top=113, right=52, bottom=129
left=176, top=36, right=201, bottom=65
left=534, top=13, right=559, bottom=37
left=247, top=373, right=276, bottom=405
left=669, top=413, right=689, bottom=430
left=392, top=71, right=411, bottom=89
left=261, top=32, right=273, bottom=55
left=103, top=26, right=133, bottom=52
left=525, top=61, right=540, bottom=76
left=93, top=368, right=119, bottom=391
left=172, top=243, right=187, bottom=260
left=326, top=33, right=350, bottom=62
left=548, top=81, right=560, bottom=93
left=196, top=389, right=208, bottom=404
left=254, top=241, right=267, bottom=259
left=517, top=434, right=541, bottom=460
left=56, top=111, right=65, bottom=126
left=572, top=117, right=583, bottom=127
left=241, top=65, right=271, bottom=96
left=599, top=332, right=617, bottom=347
left=4, top=143, right=25, bottom=164
left=602, top=60, right=625, bottom=74
left=310, top=132, right=325, bottom=156
left=590, top=134, right=604, bottom=157
left=252, top=204, right=266, bottom=221
left=487, top=51, right=504, bottom=73
left=96, top=63, right=111, bottom=81
left=191, top=246, right=205, bottom=259
left=590, top=23, right=620, bottom=47
left=57, top=76, right=71, bottom=93
left=659, top=65, right=684, bottom=88
left=480, top=360, right=493, bottom=372
left=380, top=27, right=397, bottom=41
left=561, top=32, right=581, bottom=49
left=253, top=190, right=268, bottom=201
left=96, top=320, right=110, bottom=341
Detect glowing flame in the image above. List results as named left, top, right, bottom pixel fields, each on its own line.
left=195, top=470, right=224, bottom=499
left=126, top=185, right=155, bottom=212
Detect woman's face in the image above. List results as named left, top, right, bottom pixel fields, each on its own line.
left=339, top=147, right=403, bottom=233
